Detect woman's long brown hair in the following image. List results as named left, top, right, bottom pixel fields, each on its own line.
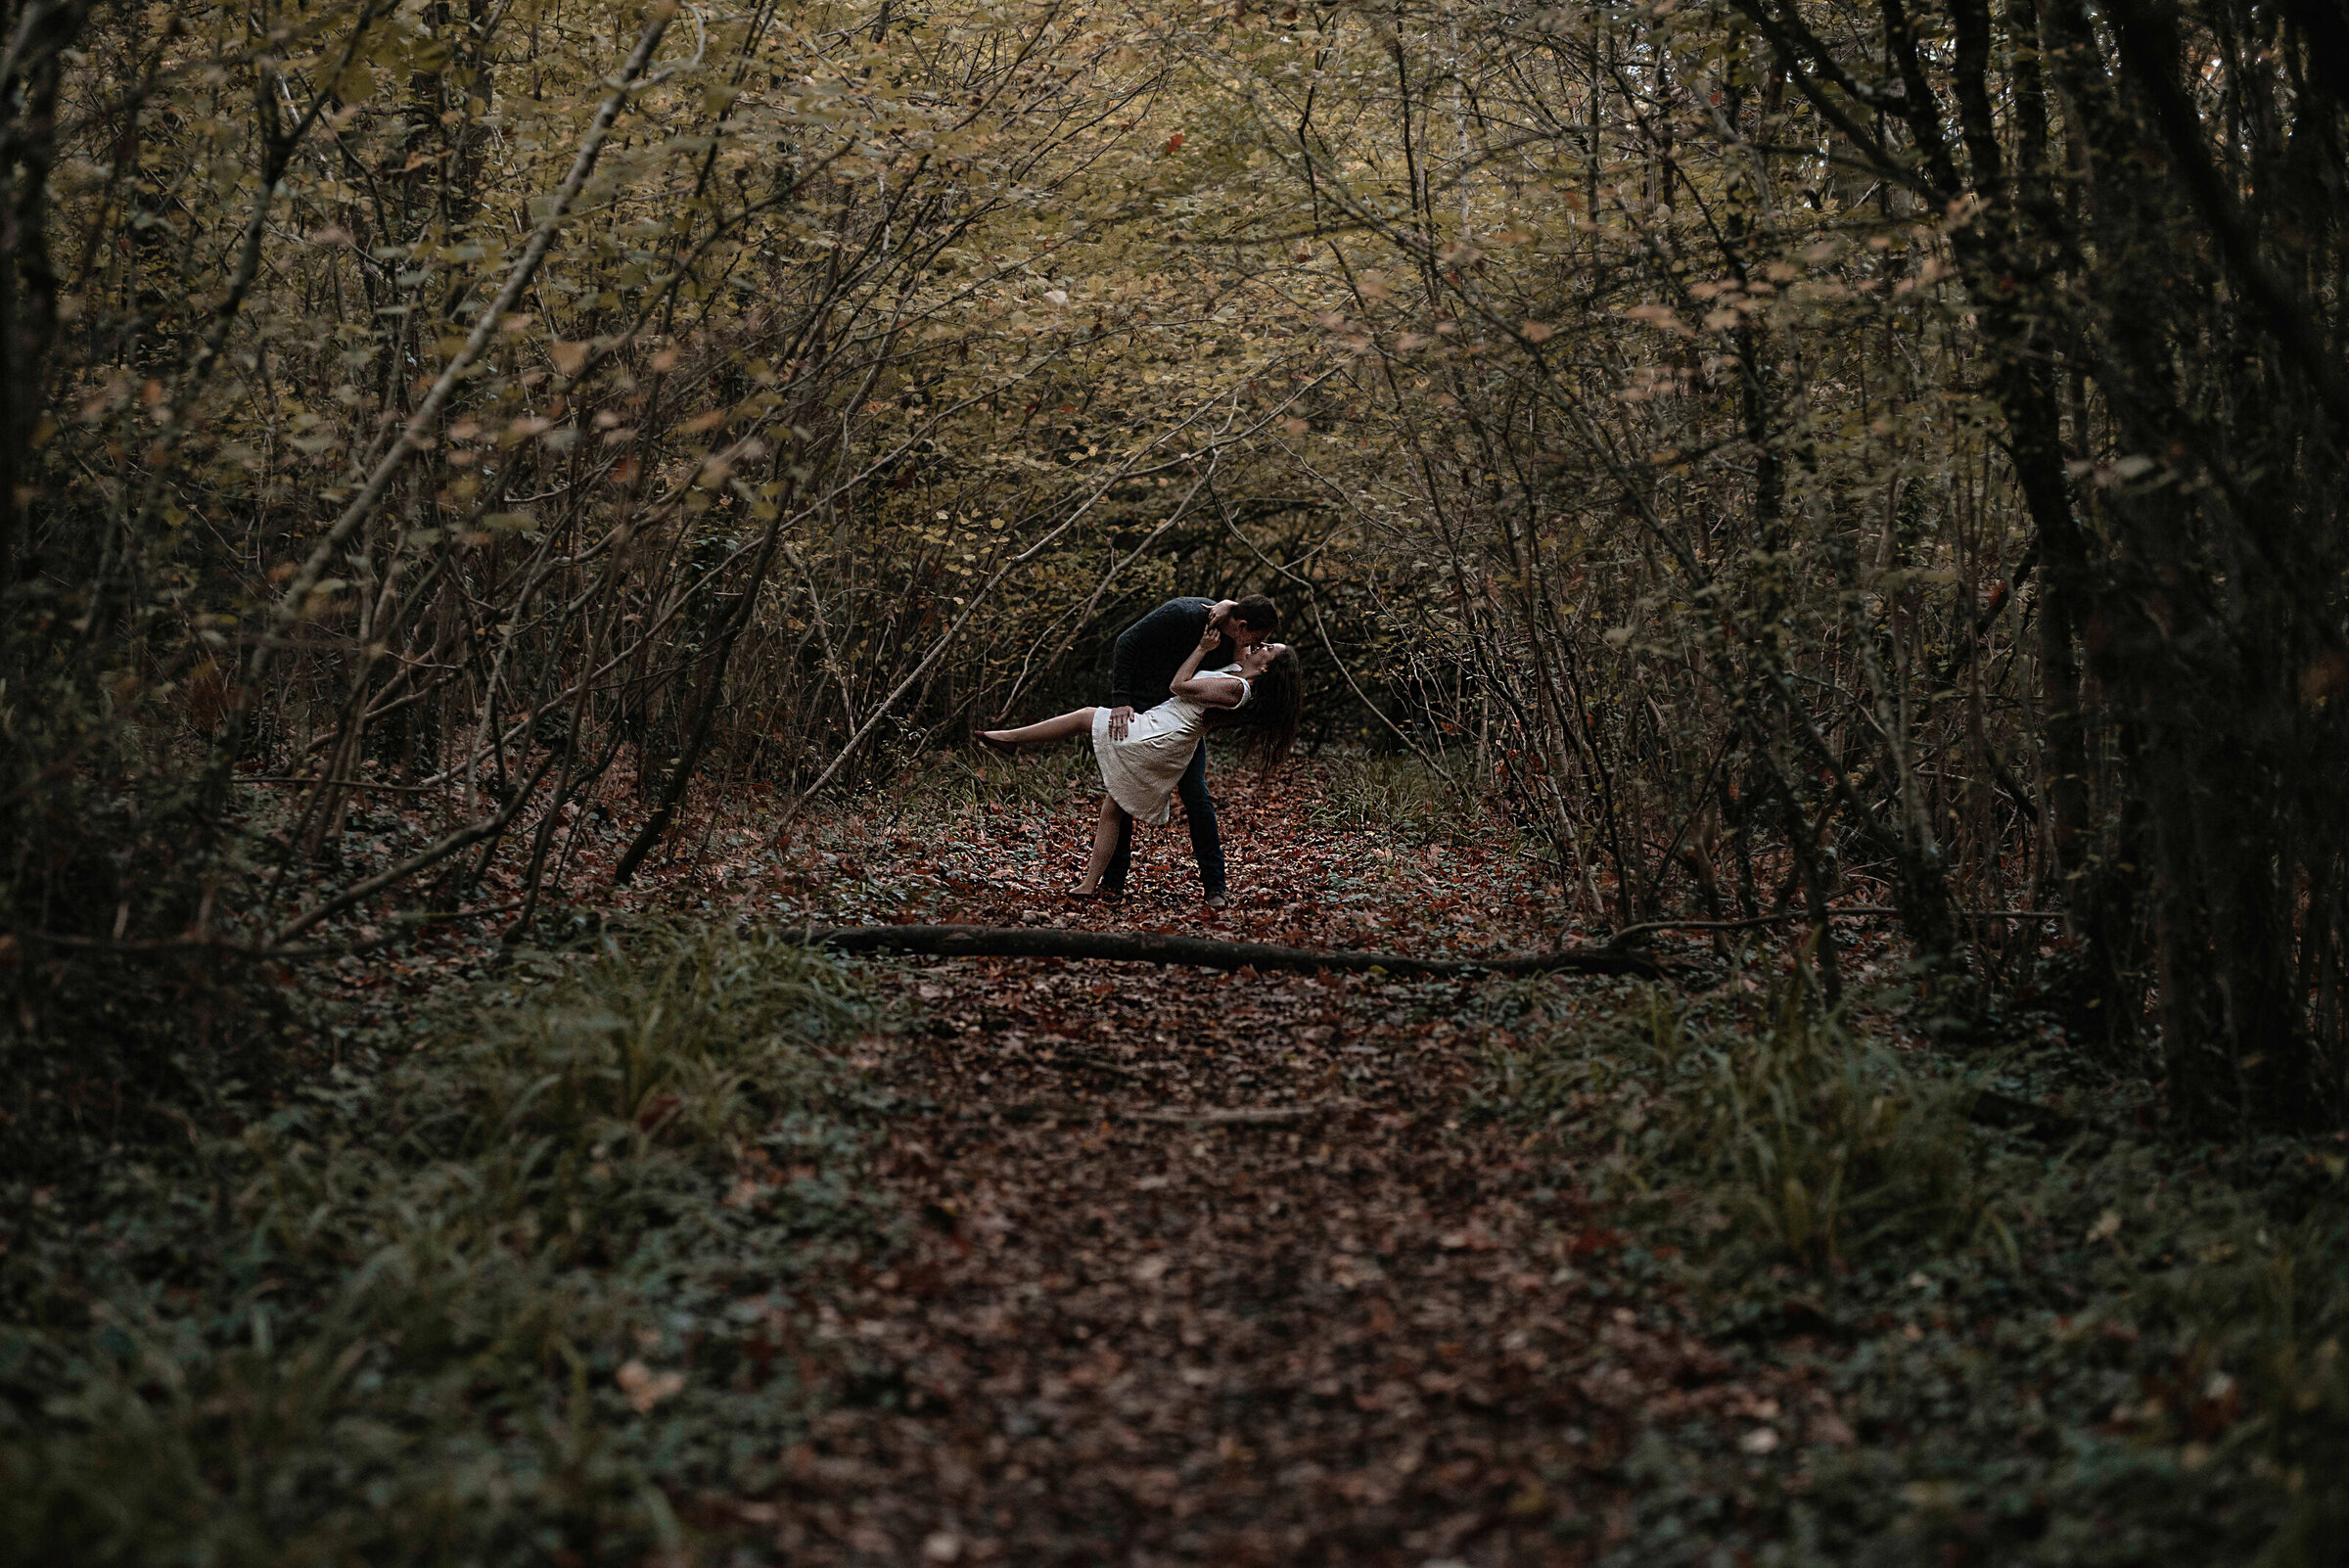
left=1207, top=646, right=1303, bottom=775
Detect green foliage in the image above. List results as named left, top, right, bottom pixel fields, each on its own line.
left=1490, top=975, right=1994, bottom=1268
left=0, top=924, right=887, bottom=1567
left=2155, top=1188, right=2349, bottom=1564
left=1307, top=749, right=1480, bottom=845
left=1476, top=981, right=2349, bottom=1565
left=885, top=739, right=1100, bottom=821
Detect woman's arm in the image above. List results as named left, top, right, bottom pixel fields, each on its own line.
left=1172, top=671, right=1248, bottom=707
left=1168, top=614, right=1246, bottom=706
left=1164, top=623, right=1217, bottom=691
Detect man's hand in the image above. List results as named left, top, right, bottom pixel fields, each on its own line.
left=1107, top=705, right=1134, bottom=742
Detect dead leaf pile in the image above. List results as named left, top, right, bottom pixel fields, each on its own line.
left=719, top=766, right=1823, bottom=1564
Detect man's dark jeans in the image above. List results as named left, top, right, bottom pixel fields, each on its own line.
left=1101, top=738, right=1223, bottom=898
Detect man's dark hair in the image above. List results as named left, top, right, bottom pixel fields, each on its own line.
left=1229, top=593, right=1280, bottom=636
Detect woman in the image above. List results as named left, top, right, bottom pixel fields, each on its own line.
left=976, top=604, right=1303, bottom=897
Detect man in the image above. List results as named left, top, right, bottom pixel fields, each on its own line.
left=1100, top=592, right=1281, bottom=905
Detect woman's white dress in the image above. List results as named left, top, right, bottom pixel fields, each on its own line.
left=1090, top=667, right=1252, bottom=824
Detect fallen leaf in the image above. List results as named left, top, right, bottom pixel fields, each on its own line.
left=616, top=1360, right=685, bottom=1413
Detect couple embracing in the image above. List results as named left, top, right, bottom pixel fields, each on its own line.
left=976, top=595, right=1302, bottom=905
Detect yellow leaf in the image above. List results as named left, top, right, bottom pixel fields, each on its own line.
left=1627, top=303, right=1692, bottom=337
left=616, top=1360, right=685, bottom=1413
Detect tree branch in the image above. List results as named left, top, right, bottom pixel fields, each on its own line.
left=794, top=923, right=1666, bottom=978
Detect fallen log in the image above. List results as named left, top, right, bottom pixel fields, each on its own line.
left=794, top=923, right=1665, bottom=979
left=944, top=1097, right=1363, bottom=1127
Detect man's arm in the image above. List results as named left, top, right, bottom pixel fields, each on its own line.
left=1108, top=597, right=1209, bottom=709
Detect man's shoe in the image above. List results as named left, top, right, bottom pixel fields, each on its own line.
left=1204, top=894, right=1229, bottom=910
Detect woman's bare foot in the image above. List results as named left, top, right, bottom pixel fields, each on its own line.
left=970, top=728, right=1019, bottom=755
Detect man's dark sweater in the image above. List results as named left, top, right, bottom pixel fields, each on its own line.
left=1109, top=597, right=1235, bottom=712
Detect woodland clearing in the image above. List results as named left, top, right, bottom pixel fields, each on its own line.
left=9, top=0, right=2349, bottom=1560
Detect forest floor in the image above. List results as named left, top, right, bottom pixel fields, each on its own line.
left=743, top=760, right=1806, bottom=1565
left=11, top=753, right=2335, bottom=1567
left=685, top=752, right=2331, bottom=1568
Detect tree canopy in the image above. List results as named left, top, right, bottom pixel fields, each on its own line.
left=5, top=0, right=2347, bottom=1134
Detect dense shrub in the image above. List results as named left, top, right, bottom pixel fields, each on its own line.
left=1477, top=974, right=2349, bottom=1566
left=0, top=924, right=886, bottom=1567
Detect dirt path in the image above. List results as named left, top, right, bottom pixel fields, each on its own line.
left=759, top=775, right=1802, bottom=1565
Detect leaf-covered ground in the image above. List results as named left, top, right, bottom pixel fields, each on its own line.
left=13, top=754, right=2337, bottom=1566
left=717, top=759, right=1824, bottom=1564
left=671, top=755, right=2340, bottom=1568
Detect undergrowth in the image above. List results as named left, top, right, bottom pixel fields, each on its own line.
left=887, top=739, right=1097, bottom=819
left=0, top=923, right=890, bottom=1567
left=1478, top=973, right=2349, bottom=1567
left=1308, top=749, right=1476, bottom=842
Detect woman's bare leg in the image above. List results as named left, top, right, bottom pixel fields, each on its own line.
left=981, top=706, right=1097, bottom=748
left=1080, top=795, right=1128, bottom=894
